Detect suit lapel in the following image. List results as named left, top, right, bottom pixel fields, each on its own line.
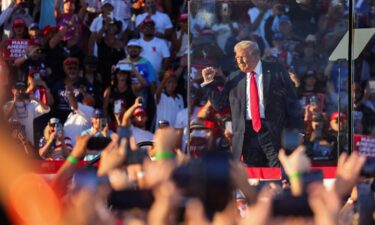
left=262, top=62, right=271, bottom=110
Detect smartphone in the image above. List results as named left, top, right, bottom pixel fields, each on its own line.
left=114, top=100, right=122, bottom=114
left=138, top=97, right=143, bottom=104
left=99, top=118, right=107, bottom=130
left=281, top=129, right=303, bottom=155
left=86, top=137, right=111, bottom=150
left=56, top=124, right=63, bottom=135
left=118, top=63, right=132, bottom=72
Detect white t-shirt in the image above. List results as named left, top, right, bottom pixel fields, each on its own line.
left=131, top=125, right=154, bottom=144
left=156, top=92, right=184, bottom=129
left=211, top=22, right=239, bottom=54
left=135, top=11, right=173, bottom=35
left=247, top=7, right=272, bottom=47
left=139, top=37, right=170, bottom=78
left=63, top=103, right=94, bottom=146
left=4, top=100, right=50, bottom=146
left=174, top=107, right=199, bottom=153
left=112, top=0, right=132, bottom=20
left=175, top=30, right=188, bottom=58
left=189, top=14, right=205, bottom=38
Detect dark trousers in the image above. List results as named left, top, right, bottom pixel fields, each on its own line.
left=242, top=120, right=280, bottom=167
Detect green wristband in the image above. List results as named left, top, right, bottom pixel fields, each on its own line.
left=288, top=172, right=302, bottom=179
left=66, top=155, right=78, bottom=165
left=154, top=152, right=175, bottom=160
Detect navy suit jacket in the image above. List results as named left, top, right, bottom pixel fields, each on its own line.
left=204, top=61, right=303, bottom=160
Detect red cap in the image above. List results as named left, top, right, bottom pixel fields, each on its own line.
left=330, top=112, right=347, bottom=122
left=42, top=26, right=57, bottom=38
left=178, top=13, right=188, bottom=21
left=133, top=107, right=147, bottom=117
left=143, top=18, right=155, bottom=26
left=63, top=57, right=80, bottom=66
left=64, top=0, right=75, bottom=3
left=12, top=18, right=26, bottom=27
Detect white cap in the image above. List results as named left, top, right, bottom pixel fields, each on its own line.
left=127, top=39, right=142, bottom=48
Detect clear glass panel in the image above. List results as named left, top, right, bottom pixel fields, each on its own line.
left=353, top=0, right=375, bottom=157
left=188, top=0, right=349, bottom=167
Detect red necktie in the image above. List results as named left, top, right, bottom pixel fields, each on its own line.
left=250, top=71, right=262, bottom=132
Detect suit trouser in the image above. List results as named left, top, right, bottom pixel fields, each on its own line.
left=242, top=120, right=281, bottom=167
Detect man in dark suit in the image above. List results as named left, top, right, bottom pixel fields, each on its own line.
left=201, top=40, right=303, bottom=167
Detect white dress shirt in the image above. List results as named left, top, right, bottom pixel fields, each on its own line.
left=246, top=60, right=265, bottom=120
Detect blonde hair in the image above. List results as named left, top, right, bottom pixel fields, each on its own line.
left=234, top=40, right=260, bottom=57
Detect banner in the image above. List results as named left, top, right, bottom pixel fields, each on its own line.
left=2, top=39, right=33, bottom=60
left=353, top=134, right=375, bottom=158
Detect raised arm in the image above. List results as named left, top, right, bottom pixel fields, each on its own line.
left=201, top=67, right=230, bottom=112
left=121, top=97, right=143, bottom=126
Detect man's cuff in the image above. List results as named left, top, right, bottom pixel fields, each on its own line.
left=200, top=80, right=214, bottom=88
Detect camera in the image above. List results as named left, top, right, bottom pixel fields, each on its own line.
left=16, top=92, right=29, bottom=101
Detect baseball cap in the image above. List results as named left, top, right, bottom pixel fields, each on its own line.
left=330, top=112, right=347, bottom=122
left=93, top=109, right=105, bottom=118
left=13, top=82, right=26, bottom=90
left=178, top=13, right=188, bottom=22
left=42, top=26, right=57, bottom=38
left=101, top=0, right=113, bottom=7
left=63, top=57, right=80, bottom=66
left=133, top=107, right=147, bottom=117
left=127, top=39, right=142, bottom=48
left=304, top=70, right=317, bottom=78
left=143, top=18, right=155, bottom=26
left=12, top=18, right=26, bottom=27
left=28, top=23, right=39, bottom=30
left=49, top=117, right=60, bottom=125
left=63, top=0, right=75, bottom=3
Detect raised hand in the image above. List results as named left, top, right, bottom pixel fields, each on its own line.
left=201, top=67, right=217, bottom=83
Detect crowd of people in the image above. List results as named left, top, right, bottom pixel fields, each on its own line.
left=0, top=0, right=374, bottom=224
